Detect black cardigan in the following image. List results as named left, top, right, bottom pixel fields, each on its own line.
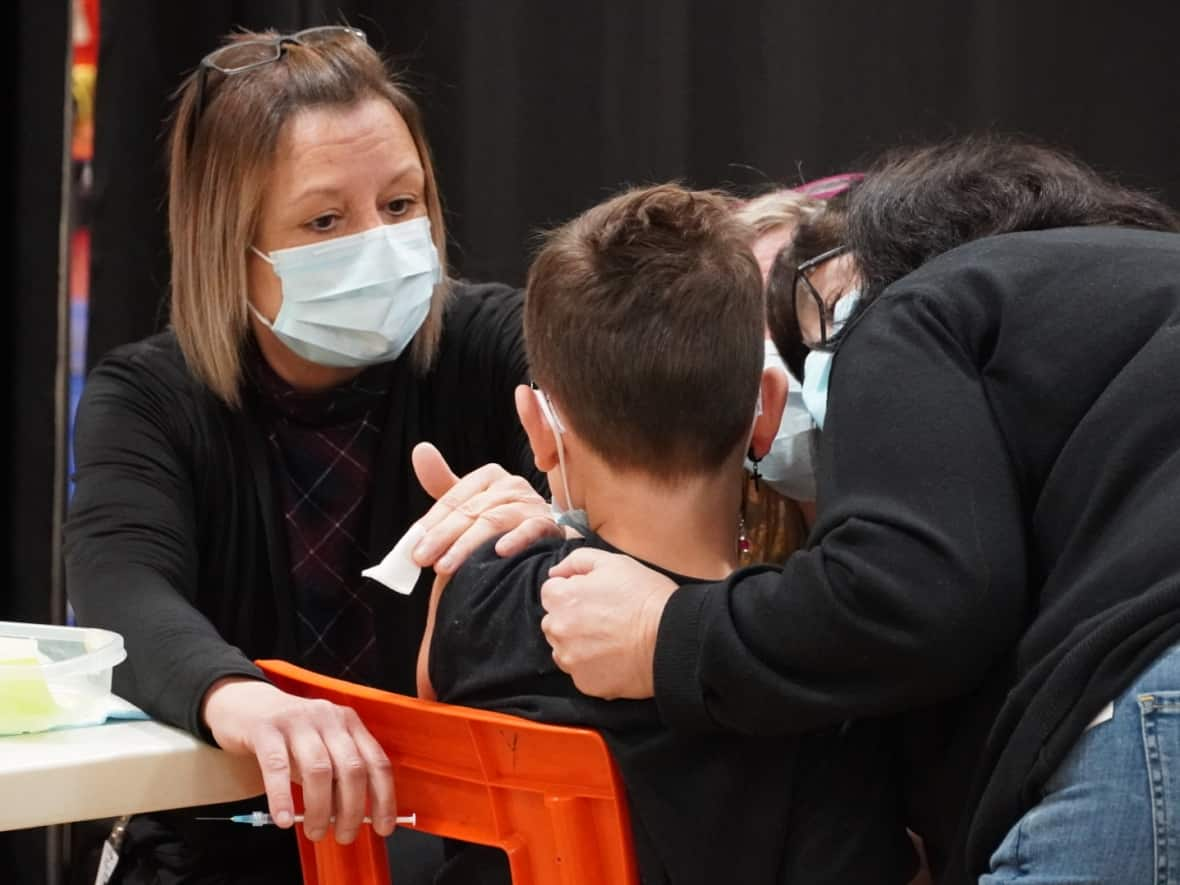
left=64, top=282, right=541, bottom=879
left=67, top=280, right=541, bottom=726
left=652, top=226, right=1180, bottom=882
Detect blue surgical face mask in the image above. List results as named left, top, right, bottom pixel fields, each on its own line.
left=801, top=290, right=861, bottom=430
left=532, top=388, right=591, bottom=538
left=249, top=217, right=442, bottom=368
left=748, top=341, right=818, bottom=501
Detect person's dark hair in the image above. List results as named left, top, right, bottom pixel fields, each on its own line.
left=849, top=134, right=1180, bottom=304
left=766, top=192, right=851, bottom=378
left=525, top=183, right=764, bottom=480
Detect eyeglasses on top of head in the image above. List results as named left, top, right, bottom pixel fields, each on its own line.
left=189, top=26, right=368, bottom=151
left=793, top=173, right=865, bottom=200
left=792, top=244, right=850, bottom=349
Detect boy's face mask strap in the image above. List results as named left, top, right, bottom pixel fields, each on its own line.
left=531, top=386, right=591, bottom=537
left=533, top=387, right=573, bottom=509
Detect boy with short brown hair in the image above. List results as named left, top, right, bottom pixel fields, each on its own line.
left=418, top=184, right=914, bottom=884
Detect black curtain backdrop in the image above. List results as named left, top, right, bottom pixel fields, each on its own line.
left=8, top=2, right=70, bottom=883
left=87, top=0, right=1180, bottom=366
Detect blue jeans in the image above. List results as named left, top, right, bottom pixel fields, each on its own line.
left=981, top=643, right=1180, bottom=884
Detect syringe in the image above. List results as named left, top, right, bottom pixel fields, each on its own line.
left=197, top=811, right=417, bottom=828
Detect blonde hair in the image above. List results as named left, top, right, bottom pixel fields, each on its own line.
left=167, top=30, right=450, bottom=407
left=734, top=186, right=820, bottom=562
left=733, top=188, right=821, bottom=237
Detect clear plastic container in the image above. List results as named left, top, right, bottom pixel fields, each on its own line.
left=0, top=621, right=127, bottom=735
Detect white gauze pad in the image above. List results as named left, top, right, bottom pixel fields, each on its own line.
left=362, top=523, right=426, bottom=595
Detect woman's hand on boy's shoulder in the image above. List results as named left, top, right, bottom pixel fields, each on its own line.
left=540, top=549, right=676, bottom=700
left=410, top=442, right=560, bottom=575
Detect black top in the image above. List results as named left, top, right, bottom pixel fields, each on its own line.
left=430, top=535, right=916, bottom=884
left=64, top=281, right=543, bottom=882
left=651, top=227, right=1180, bottom=881
left=249, top=344, right=393, bottom=684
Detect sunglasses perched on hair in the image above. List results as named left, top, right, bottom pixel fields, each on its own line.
left=793, top=173, right=865, bottom=200
left=793, top=245, right=850, bottom=348
left=190, top=26, right=368, bottom=148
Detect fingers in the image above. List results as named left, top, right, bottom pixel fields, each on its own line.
left=411, top=462, right=510, bottom=565
left=539, top=571, right=584, bottom=658
left=540, top=610, right=571, bottom=672
left=411, top=442, right=460, bottom=502
left=409, top=448, right=553, bottom=572
left=417, top=489, right=509, bottom=570
left=416, top=476, right=545, bottom=572
left=433, top=502, right=546, bottom=575
left=288, top=717, right=335, bottom=841
left=417, top=462, right=508, bottom=529
left=545, top=546, right=613, bottom=580
left=318, top=710, right=368, bottom=844
left=347, top=714, right=397, bottom=837
left=229, top=686, right=394, bottom=844
left=494, top=515, right=564, bottom=558
left=539, top=551, right=671, bottom=701
left=251, top=725, right=296, bottom=829
left=539, top=592, right=612, bottom=696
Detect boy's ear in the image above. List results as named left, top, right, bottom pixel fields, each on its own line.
left=514, top=385, right=560, bottom=473
left=749, top=366, right=789, bottom=460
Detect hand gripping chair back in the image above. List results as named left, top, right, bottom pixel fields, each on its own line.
left=257, top=660, right=639, bottom=885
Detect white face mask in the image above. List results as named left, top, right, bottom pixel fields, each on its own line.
left=801, top=290, right=861, bottom=430
left=749, top=341, right=818, bottom=501
left=532, top=388, right=591, bottom=537
left=249, top=217, right=442, bottom=368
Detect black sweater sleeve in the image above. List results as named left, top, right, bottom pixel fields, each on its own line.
left=654, top=288, right=1029, bottom=734
left=64, top=351, right=263, bottom=741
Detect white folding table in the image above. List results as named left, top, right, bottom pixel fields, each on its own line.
left=0, top=717, right=264, bottom=830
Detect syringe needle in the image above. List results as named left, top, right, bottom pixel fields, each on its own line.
left=197, top=812, right=417, bottom=828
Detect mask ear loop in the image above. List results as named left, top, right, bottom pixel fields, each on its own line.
left=532, top=387, right=575, bottom=513
left=246, top=302, right=276, bottom=329
left=246, top=246, right=278, bottom=327
left=250, top=245, right=276, bottom=265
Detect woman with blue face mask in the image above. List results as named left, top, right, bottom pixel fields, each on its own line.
left=762, top=190, right=863, bottom=432
left=64, top=27, right=555, bottom=884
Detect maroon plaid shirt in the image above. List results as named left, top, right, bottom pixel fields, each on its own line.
left=250, top=346, right=393, bottom=685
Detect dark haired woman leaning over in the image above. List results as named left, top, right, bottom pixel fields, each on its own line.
left=533, top=135, right=1180, bottom=884
left=65, top=27, right=555, bottom=883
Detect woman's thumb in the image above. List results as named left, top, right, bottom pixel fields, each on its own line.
left=411, top=442, right=459, bottom=501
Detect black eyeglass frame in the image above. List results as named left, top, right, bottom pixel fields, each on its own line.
left=792, top=244, right=850, bottom=349
left=189, top=26, right=368, bottom=151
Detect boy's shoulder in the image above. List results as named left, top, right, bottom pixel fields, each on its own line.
left=428, top=534, right=590, bottom=706
left=442, top=531, right=711, bottom=612
left=444, top=533, right=584, bottom=605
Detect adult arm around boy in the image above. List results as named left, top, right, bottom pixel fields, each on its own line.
left=542, top=285, right=1028, bottom=736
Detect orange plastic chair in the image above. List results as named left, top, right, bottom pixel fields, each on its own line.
left=257, top=659, right=639, bottom=885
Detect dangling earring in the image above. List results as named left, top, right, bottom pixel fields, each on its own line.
left=749, top=450, right=762, bottom=490
left=738, top=459, right=760, bottom=559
